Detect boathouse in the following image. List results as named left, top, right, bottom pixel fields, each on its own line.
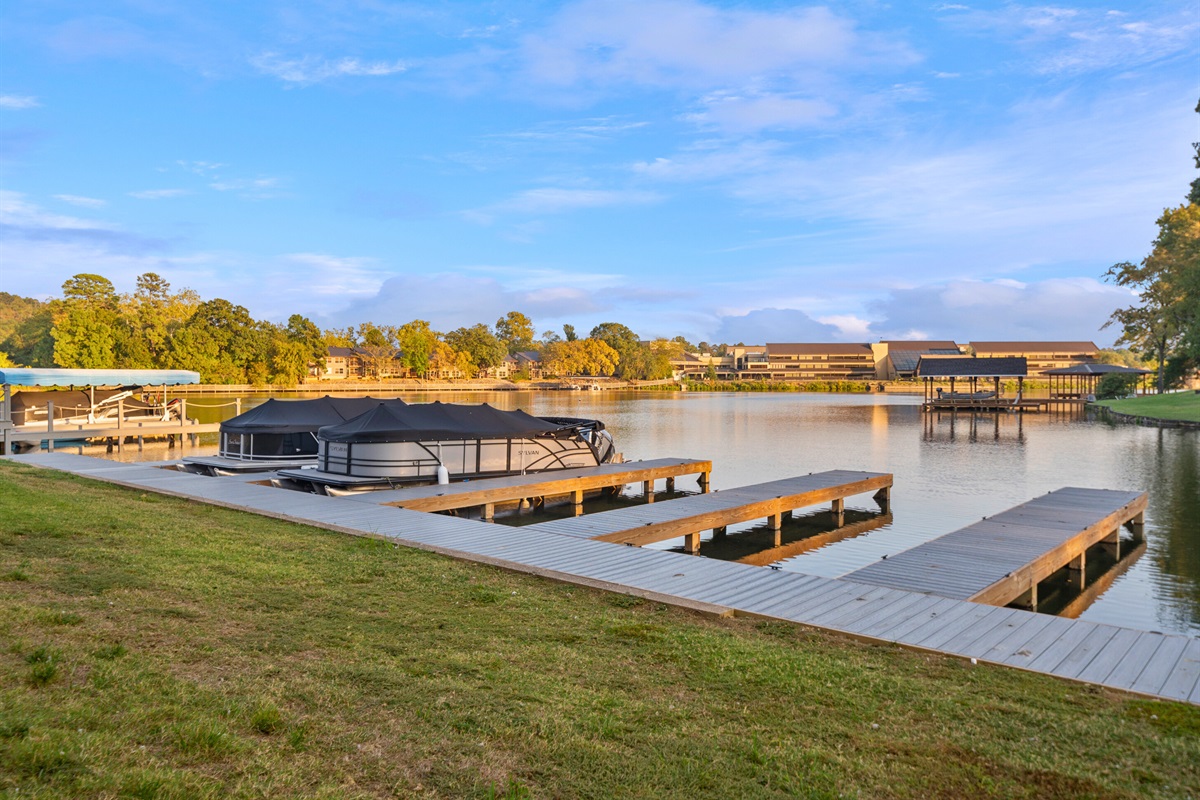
left=914, top=356, right=1038, bottom=410
left=1042, top=362, right=1153, bottom=400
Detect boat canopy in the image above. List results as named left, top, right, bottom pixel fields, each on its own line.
left=317, top=401, right=566, bottom=444
left=0, top=368, right=200, bottom=387
left=221, top=396, right=404, bottom=435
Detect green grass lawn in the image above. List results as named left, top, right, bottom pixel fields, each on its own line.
left=1, top=460, right=1197, bottom=799
left=1094, top=392, right=1200, bottom=423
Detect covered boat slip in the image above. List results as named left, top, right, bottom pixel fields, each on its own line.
left=0, top=368, right=206, bottom=455
left=915, top=357, right=1046, bottom=412
left=11, top=452, right=1197, bottom=705
left=844, top=487, right=1148, bottom=610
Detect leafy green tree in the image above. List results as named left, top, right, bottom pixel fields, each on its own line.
left=61, top=273, right=117, bottom=305
left=396, top=320, right=438, bottom=376
left=541, top=339, right=619, bottom=376
left=356, top=323, right=399, bottom=379
left=268, top=334, right=314, bottom=385
left=285, top=314, right=326, bottom=375
left=1104, top=204, right=1200, bottom=392
left=1095, top=373, right=1138, bottom=399
left=563, top=324, right=578, bottom=342
left=0, top=292, right=47, bottom=346
left=166, top=298, right=266, bottom=383
left=445, top=324, right=506, bottom=372
left=496, top=311, right=535, bottom=355
left=1, top=308, right=55, bottom=367
left=1190, top=97, right=1200, bottom=205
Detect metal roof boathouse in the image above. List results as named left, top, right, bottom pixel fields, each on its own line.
left=915, top=357, right=1047, bottom=411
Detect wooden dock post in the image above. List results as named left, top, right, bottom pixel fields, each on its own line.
left=683, top=531, right=701, bottom=553
left=832, top=497, right=845, bottom=527
left=873, top=486, right=891, bottom=512
left=666, top=477, right=675, bottom=493
left=1100, top=528, right=1121, bottom=559
left=712, top=526, right=727, bottom=539
left=1068, top=552, right=1086, bottom=591
left=482, top=502, right=495, bottom=522
left=1015, top=583, right=1038, bottom=611
left=573, top=489, right=584, bottom=516
left=698, top=471, right=710, bottom=493
left=643, top=480, right=655, bottom=503
left=1129, top=511, right=1145, bottom=542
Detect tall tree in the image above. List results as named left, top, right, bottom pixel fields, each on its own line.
left=563, top=324, right=578, bottom=342
left=1104, top=203, right=1200, bottom=392
left=357, top=323, right=399, bottom=379
left=285, top=314, right=327, bottom=374
left=52, top=274, right=120, bottom=368
left=445, top=324, right=506, bottom=372
left=396, top=320, right=438, bottom=376
left=495, top=311, right=535, bottom=355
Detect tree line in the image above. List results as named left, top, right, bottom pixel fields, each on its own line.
left=0, top=277, right=693, bottom=384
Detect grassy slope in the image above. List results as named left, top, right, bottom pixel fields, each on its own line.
left=0, top=461, right=1197, bottom=800
left=1095, top=393, right=1200, bottom=423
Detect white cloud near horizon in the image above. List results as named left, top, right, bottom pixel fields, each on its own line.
left=866, top=277, right=1132, bottom=347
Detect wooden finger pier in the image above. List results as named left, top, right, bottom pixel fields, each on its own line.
left=844, top=488, right=1148, bottom=610
left=525, top=470, right=892, bottom=553
left=6, top=452, right=1197, bottom=705
left=344, top=457, right=713, bottom=521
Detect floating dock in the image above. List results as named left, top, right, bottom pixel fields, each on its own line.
left=524, top=470, right=892, bottom=552
left=844, top=488, right=1147, bottom=609
left=4, top=452, right=1197, bottom=705
left=344, top=457, right=712, bottom=520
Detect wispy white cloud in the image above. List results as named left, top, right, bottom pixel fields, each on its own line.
left=54, top=194, right=106, bottom=208
left=937, top=3, right=1198, bottom=75
left=281, top=253, right=384, bottom=298
left=176, top=160, right=225, bottom=175
left=467, top=187, right=661, bottom=223
left=129, top=188, right=189, bottom=200
left=0, top=95, right=40, bottom=110
left=520, top=0, right=909, bottom=90
left=251, top=52, right=407, bottom=85
left=2, top=190, right=111, bottom=232
left=685, top=91, right=837, bottom=133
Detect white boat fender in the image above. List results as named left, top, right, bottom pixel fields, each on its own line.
left=436, top=463, right=449, bottom=485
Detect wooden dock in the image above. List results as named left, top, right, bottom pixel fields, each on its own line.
left=844, top=488, right=1147, bottom=609
left=342, top=457, right=712, bottom=520
left=5, top=452, right=1197, bottom=706
left=524, top=470, right=892, bottom=553
left=1, top=419, right=220, bottom=455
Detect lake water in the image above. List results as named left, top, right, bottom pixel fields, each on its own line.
left=91, top=390, right=1200, bottom=636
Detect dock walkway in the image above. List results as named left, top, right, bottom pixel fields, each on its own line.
left=845, top=488, right=1147, bottom=609
left=525, top=470, right=892, bottom=552
left=343, top=457, right=712, bottom=519
left=6, top=452, right=1198, bottom=705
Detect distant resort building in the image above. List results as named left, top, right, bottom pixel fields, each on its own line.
left=969, top=341, right=1099, bottom=375
left=672, top=340, right=1104, bottom=383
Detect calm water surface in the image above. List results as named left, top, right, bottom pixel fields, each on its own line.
left=101, top=391, right=1200, bottom=636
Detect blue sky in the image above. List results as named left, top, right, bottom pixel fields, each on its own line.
left=1, top=1, right=1195, bottom=346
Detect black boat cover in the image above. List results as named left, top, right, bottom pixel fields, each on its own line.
left=221, top=396, right=404, bottom=435
left=317, top=401, right=570, bottom=443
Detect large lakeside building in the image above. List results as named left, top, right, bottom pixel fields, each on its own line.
left=671, top=341, right=1101, bottom=383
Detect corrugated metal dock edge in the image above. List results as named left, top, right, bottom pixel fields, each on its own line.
left=5, top=453, right=1197, bottom=705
